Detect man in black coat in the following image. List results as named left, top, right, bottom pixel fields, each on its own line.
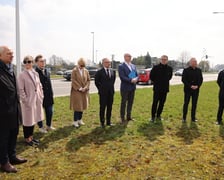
left=0, top=46, right=27, bottom=173
left=150, top=55, right=173, bottom=122
left=95, top=58, right=116, bottom=127
left=35, top=55, right=55, bottom=132
left=216, top=69, right=224, bottom=125
left=182, top=58, right=203, bottom=122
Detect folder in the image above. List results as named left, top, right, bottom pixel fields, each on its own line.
left=128, top=70, right=137, bottom=79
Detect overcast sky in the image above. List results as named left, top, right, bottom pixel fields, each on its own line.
left=0, top=0, right=224, bottom=65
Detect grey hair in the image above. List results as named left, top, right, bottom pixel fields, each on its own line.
left=102, top=58, right=110, bottom=63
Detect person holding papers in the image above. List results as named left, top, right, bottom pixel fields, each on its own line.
left=150, top=55, right=173, bottom=122
left=118, top=53, right=138, bottom=123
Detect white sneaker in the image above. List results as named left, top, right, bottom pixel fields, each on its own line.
left=78, top=119, right=85, bottom=125
left=46, top=126, right=56, bottom=131
left=39, top=127, right=48, bottom=133
left=73, top=121, right=79, bottom=128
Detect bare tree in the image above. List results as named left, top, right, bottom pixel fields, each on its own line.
left=178, top=51, right=191, bottom=68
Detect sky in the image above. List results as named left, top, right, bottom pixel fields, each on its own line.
left=0, top=0, right=224, bottom=66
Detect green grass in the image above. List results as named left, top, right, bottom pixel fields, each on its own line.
left=1, top=81, right=224, bottom=179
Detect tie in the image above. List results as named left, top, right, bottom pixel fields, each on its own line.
left=106, top=68, right=110, bottom=78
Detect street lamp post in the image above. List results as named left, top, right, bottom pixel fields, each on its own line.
left=213, top=12, right=224, bottom=14
left=91, top=32, right=94, bottom=64
left=16, top=0, right=21, bottom=76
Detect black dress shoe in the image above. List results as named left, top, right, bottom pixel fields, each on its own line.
left=107, top=123, right=114, bottom=126
left=150, top=117, right=155, bottom=122
left=1, top=162, right=17, bottom=173
left=32, top=139, right=40, bottom=145
left=127, top=117, right=135, bottom=121
left=10, top=157, right=27, bottom=165
left=25, top=141, right=33, bottom=146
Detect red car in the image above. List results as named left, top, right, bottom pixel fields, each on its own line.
left=137, top=68, right=152, bottom=85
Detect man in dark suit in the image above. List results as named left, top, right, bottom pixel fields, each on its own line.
left=118, top=53, right=138, bottom=123
left=182, top=58, right=203, bottom=122
left=95, top=58, right=116, bottom=127
left=0, top=46, right=27, bottom=173
left=150, top=55, right=173, bottom=122
left=216, top=69, right=224, bottom=125
left=35, top=55, right=55, bottom=132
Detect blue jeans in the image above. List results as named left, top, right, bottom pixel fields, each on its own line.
left=74, top=111, right=83, bottom=121
left=38, top=105, right=53, bottom=128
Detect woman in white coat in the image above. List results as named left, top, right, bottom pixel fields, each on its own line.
left=18, top=56, right=44, bottom=146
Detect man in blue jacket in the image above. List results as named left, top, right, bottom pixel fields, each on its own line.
left=118, top=53, right=138, bottom=123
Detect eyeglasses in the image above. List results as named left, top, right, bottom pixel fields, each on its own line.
left=23, top=60, right=32, bottom=64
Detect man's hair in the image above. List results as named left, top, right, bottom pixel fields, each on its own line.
left=0, top=46, right=6, bottom=55
left=35, top=55, right=43, bottom=62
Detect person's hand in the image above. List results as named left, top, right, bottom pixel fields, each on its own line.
left=191, top=85, right=198, bottom=90
left=131, top=77, right=138, bottom=84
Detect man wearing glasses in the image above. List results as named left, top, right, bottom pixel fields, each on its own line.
left=150, top=55, right=173, bottom=122
left=95, top=58, right=116, bottom=127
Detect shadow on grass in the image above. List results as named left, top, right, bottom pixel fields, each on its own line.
left=16, top=125, right=75, bottom=153
left=176, top=121, right=200, bottom=144
left=137, top=120, right=164, bottom=141
left=66, top=123, right=127, bottom=152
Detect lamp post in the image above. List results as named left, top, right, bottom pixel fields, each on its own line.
left=16, top=0, right=21, bottom=76
left=213, top=12, right=224, bottom=14
left=91, top=32, right=94, bottom=64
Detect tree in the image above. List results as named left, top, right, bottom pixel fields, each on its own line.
left=198, top=61, right=210, bottom=72
left=144, top=52, right=152, bottom=68
left=178, top=51, right=191, bottom=68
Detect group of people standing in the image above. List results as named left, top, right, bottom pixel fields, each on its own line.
left=70, top=53, right=204, bottom=129
left=0, top=46, right=55, bottom=173
left=1, top=45, right=224, bottom=173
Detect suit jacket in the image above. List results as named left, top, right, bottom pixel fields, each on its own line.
left=0, top=60, right=20, bottom=129
left=182, top=66, right=203, bottom=93
left=95, top=68, right=116, bottom=95
left=70, top=67, right=90, bottom=111
left=118, top=62, right=138, bottom=91
left=217, top=69, right=224, bottom=99
left=18, top=69, right=44, bottom=126
left=35, top=67, right=54, bottom=107
left=150, top=63, right=173, bottom=93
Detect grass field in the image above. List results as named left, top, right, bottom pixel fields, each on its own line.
left=1, top=81, right=224, bottom=179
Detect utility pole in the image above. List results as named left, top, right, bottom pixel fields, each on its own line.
left=91, top=32, right=94, bottom=64
left=16, top=0, right=21, bottom=76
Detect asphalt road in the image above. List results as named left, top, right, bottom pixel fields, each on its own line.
left=52, top=73, right=218, bottom=97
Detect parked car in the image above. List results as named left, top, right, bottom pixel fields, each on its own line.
left=56, top=71, right=64, bottom=75
left=174, top=69, right=184, bottom=76
left=137, top=68, right=152, bottom=85
left=63, top=70, right=72, bottom=81
left=86, top=66, right=98, bottom=79
left=63, top=66, right=98, bottom=81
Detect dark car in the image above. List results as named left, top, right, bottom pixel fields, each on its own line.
left=137, top=68, right=152, bottom=85
left=63, top=70, right=72, bottom=81
left=174, top=69, right=184, bottom=76
left=86, top=66, right=98, bottom=79
left=63, top=66, right=98, bottom=81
